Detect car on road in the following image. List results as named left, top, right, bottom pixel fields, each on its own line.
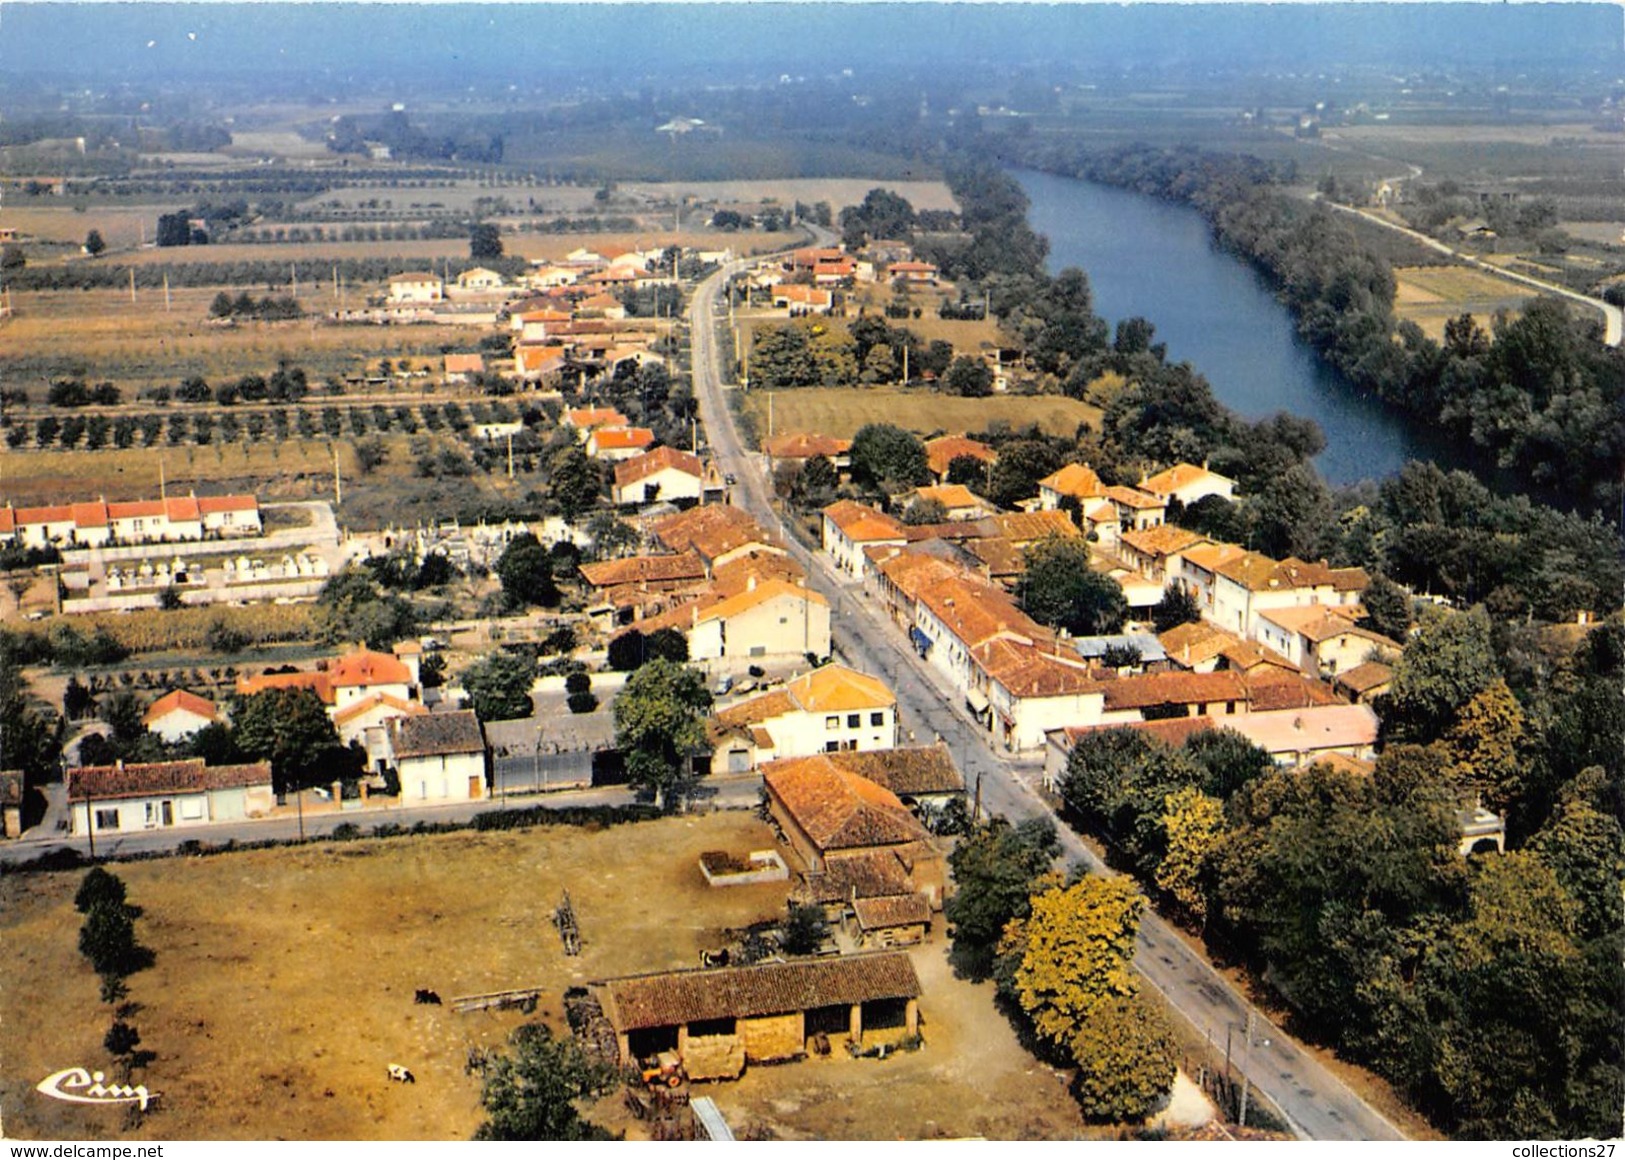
left=713, top=675, right=734, bottom=696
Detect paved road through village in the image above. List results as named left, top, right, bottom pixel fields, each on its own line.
left=690, top=236, right=1405, bottom=1141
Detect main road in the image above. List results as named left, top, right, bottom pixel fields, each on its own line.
left=689, top=237, right=1405, bottom=1141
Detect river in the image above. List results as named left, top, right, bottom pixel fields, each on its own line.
left=1015, top=167, right=1460, bottom=485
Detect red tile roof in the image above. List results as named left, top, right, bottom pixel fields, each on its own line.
left=1099, top=670, right=1249, bottom=712
left=142, top=689, right=219, bottom=726
left=613, top=446, right=705, bottom=488
left=579, top=552, right=707, bottom=589
left=68, top=759, right=272, bottom=801
left=764, top=759, right=930, bottom=851
left=764, top=432, right=851, bottom=460
left=596, top=952, right=921, bottom=1032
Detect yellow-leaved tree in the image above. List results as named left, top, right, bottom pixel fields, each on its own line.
left=1007, top=875, right=1143, bottom=1048
left=1155, top=785, right=1226, bottom=924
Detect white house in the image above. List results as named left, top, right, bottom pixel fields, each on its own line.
left=68, top=759, right=275, bottom=835
left=645, top=577, right=831, bottom=663
left=1139, top=462, right=1237, bottom=507
left=1036, top=463, right=1105, bottom=510
left=455, top=267, right=506, bottom=292
left=1253, top=606, right=1400, bottom=677
left=387, top=710, right=488, bottom=803
left=709, top=665, right=898, bottom=773
left=612, top=446, right=715, bottom=507
left=334, top=692, right=428, bottom=775
left=388, top=272, right=444, bottom=303
left=142, top=689, right=220, bottom=744
left=821, top=500, right=907, bottom=579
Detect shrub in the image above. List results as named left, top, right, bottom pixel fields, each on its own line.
left=566, top=691, right=599, bottom=714
left=564, top=672, right=591, bottom=695
left=74, top=867, right=127, bottom=914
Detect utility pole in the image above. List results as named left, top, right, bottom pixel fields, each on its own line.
left=332, top=443, right=342, bottom=506
left=128, top=268, right=136, bottom=304
left=163, top=273, right=171, bottom=312
left=506, top=432, right=514, bottom=479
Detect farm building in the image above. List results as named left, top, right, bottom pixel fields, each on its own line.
left=593, top=952, right=922, bottom=1069
left=386, top=710, right=488, bottom=804
left=67, top=759, right=274, bottom=835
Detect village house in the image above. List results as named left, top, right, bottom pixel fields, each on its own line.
left=592, top=953, right=922, bottom=1071
left=454, top=267, right=506, bottom=293
left=1138, top=462, right=1237, bottom=507
left=709, top=664, right=898, bottom=773
left=886, top=260, right=940, bottom=286
left=1179, top=549, right=1369, bottom=639
left=387, top=272, right=444, bottom=303
left=0, top=493, right=261, bottom=550
left=1096, top=669, right=1251, bottom=724
left=1252, top=605, right=1401, bottom=677
left=143, top=689, right=220, bottom=744
left=1333, top=660, right=1395, bottom=704
left=68, top=759, right=275, bottom=835
left=761, top=756, right=946, bottom=907
left=899, top=483, right=995, bottom=522
left=924, top=435, right=997, bottom=485
left=563, top=406, right=632, bottom=438
left=1116, top=525, right=1213, bottom=587
left=386, top=709, right=488, bottom=803
left=521, top=264, right=579, bottom=290
left=586, top=426, right=657, bottom=461
left=631, top=576, right=831, bottom=665
left=514, top=343, right=568, bottom=382
left=822, top=500, right=907, bottom=579
left=236, top=643, right=421, bottom=714
left=650, top=505, right=785, bottom=577
left=334, top=692, right=428, bottom=775
left=1035, top=463, right=1105, bottom=511
left=611, top=446, right=723, bottom=508
left=764, top=432, right=852, bottom=470
left=770, top=284, right=834, bottom=315
left=1102, top=485, right=1168, bottom=533
left=971, top=635, right=1105, bottom=752
left=803, top=744, right=964, bottom=812
left=443, top=353, right=485, bottom=383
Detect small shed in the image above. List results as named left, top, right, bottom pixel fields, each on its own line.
left=849, top=893, right=931, bottom=949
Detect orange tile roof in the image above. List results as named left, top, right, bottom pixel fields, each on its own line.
left=823, top=500, right=906, bottom=542
left=564, top=406, right=629, bottom=429
left=142, top=689, right=219, bottom=726
left=986, top=510, right=1080, bottom=544
left=1159, top=620, right=1241, bottom=668
left=1243, top=668, right=1345, bottom=712
left=1104, top=485, right=1166, bottom=510
left=328, top=648, right=413, bottom=688
left=444, top=353, right=485, bottom=374
left=1119, top=525, right=1210, bottom=558
left=579, top=552, right=707, bottom=589
left=1182, top=543, right=1249, bottom=575
left=785, top=664, right=895, bottom=712
left=1335, top=660, right=1394, bottom=695
left=589, top=426, right=656, bottom=452
left=1100, top=670, right=1249, bottom=712
left=196, top=494, right=258, bottom=515
left=763, top=758, right=930, bottom=850
left=925, top=435, right=996, bottom=477
left=914, top=484, right=984, bottom=511
left=71, top=501, right=108, bottom=527
left=651, top=504, right=779, bottom=562
left=765, top=432, right=851, bottom=460
left=918, top=576, right=1046, bottom=650
left=236, top=669, right=334, bottom=704
left=1140, top=462, right=1233, bottom=497
left=613, top=446, right=705, bottom=488
left=68, top=759, right=272, bottom=801
left=332, top=692, right=426, bottom=728
left=973, top=637, right=1101, bottom=699
left=697, top=578, right=827, bottom=624
left=1038, top=463, right=1105, bottom=499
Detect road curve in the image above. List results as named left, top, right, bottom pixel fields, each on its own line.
left=689, top=245, right=1406, bottom=1141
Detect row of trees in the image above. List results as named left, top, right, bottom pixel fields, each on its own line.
left=75, top=868, right=156, bottom=1099
left=1051, top=607, right=1624, bottom=1138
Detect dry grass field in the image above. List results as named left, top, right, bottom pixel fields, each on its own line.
left=1392, top=264, right=1532, bottom=341
left=625, top=179, right=959, bottom=214
left=0, top=207, right=185, bottom=249
left=0, top=814, right=1087, bottom=1141
left=741, top=387, right=1101, bottom=444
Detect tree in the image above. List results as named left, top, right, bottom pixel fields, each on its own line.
left=1153, top=786, right=1224, bottom=924
left=75, top=867, right=128, bottom=914
left=233, top=687, right=344, bottom=794
left=945, top=454, right=988, bottom=489
left=1018, top=535, right=1127, bottom=635
left=942, top=356, right=994, bottom=398
left=985, top=440, right=1063, bottom=510
left=788, top=454, right=838, bottom=510
left=315, top=569, right=416, bottom=648
left=848, top=423, right=929, bottom=490
left=461, top=651, right=536, bottom=722
left=547, top=445, right=602, bottom=521
left=1002, top=876, right=1145, bottom=1047
left=780, top=903, right=830, bottom=955
left=1441, top=678, right=1528, bottom=814
left=470, top=222, right=503, bottom=260
left=1150, top=584, right=1202, bottom=633
left=475, top=1023, right=614, bottom=1140
left=1067, top=992, right=1178, bottom=1123
left=943, top=815, right=1060, bottom=978
left=83, top=229, right=106, bottom=257
left=901, top=496, right=948, bottom=526
left=494, top=534, right=560, bottom=609
left=104, top=1020, right=142, bottom=1060
left=79, top=898, right=142, bottom=979
left=612, top=658, right=711, bottom=810
left=1379, top=605, right=1498, bottom=744
left=1360, top=573, right=1413, bottom=643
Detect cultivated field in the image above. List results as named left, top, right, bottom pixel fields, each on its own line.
left=625, top=179, right=959, bottom=215
left=1392, top=264, right=1533, bottom=340
left=740, top=387, right=1101, bottom=442
left=0, top=813, right=1087, bottom=1141
left=0, top=207, right=186, bottom=249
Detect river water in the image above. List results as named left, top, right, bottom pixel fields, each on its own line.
left=1015, top=167, right=1458, bottom=485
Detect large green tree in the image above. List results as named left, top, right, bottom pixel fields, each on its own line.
left=474, top=1024, right=614, bottom=1140
left=461, top=651, right=537, bottom=722
left=612, top=658, right=712, bottom=810
left=547, top=444, right=603, bottom=522
left=1378, top=605, right=1498, bottom=745
left=1067, top=992, right=1178, bottom=1123
left=316, top=569, right=417, bottom=648
left=233, top=687, right=348, bottom=794
left=848, top=423, right=929, bottom=490
left=943, top=815, right=1059, bottom=978
left=494, top=533, right=560, bottom=609
left=1018, top=535, right=1128, bottom=636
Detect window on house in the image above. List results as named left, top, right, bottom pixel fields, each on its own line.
left=825, top=741, right=840, bottom=753
left=847, top=714, right=860, bottom=729
left=826, top=716, right=840, bottom=730
left=94, top=808, right=118, bottom=831
left=870, top=712, right=885, bottom=726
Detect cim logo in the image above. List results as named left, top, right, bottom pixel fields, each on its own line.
left=36, top=1067, right=157, bottom=1111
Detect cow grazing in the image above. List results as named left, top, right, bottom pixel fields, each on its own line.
left=414, top=989, right=442, bottom=1005
left=699, top=948, right=730, bottom=969
left=387, top=1064, right=415, bottom=1084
